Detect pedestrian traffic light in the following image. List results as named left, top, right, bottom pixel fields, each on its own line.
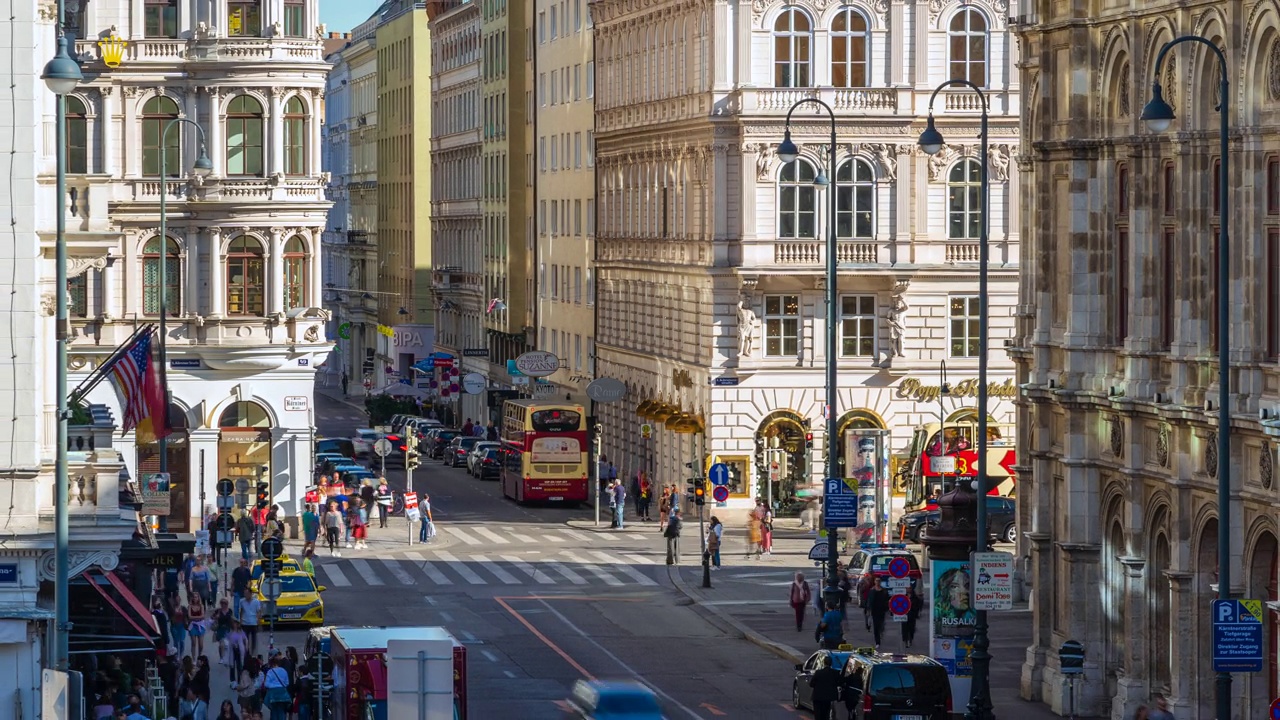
left=255, top=481, right=269, bottom=509
left=693, top=479, right=706, bottom=506
left=406, top=446, right=421, bottom=470
left=805, top=432, right=814, bottom=450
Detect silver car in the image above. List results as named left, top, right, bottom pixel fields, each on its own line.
left=467, top=441, right=502, bottom=476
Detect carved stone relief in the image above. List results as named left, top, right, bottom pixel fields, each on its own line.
left=1156, top=424, right=1170, bottom=467
left=38, top=549, right=119, bottom=581
left=1204, top=431, right=1219, bottom=479
left=1269, top=42, right=1280, bottom=102
left=68, top=255, right=109, bottom=278
left=926, top=145, right=960, bottom=182
left=40, top=292, right=56, bottom=317
left=1263, top=442, right=1274, bottom=490
left=866, top=143, right=897, bottom=182
left=988, top=144, right=1011, bottom=182
left=1108, top=415, right=1124, bottom=458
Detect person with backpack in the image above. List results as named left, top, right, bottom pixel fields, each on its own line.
left=789, top=572, right=812, bottom=632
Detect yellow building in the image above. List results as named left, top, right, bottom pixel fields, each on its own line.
left=481, top=0, right=535, bottom=407
left=376, top=0, right=434, bottom=354
left=534, top=0, right=595, bottom=401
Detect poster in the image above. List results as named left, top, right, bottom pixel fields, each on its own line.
left=843, top=429, right=889, bottom=542
left=530, top=437, right=580, bottom=463
left=932, top=559, right=978, bottom=638
left=140, top=472, right=171, bottom=516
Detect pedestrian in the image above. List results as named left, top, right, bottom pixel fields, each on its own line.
left=301, top=504, right=319, bottom=556
left=630, top=472, right=643, bottom=519
left=856, top=572, right=873, bottom=631
left=189, top=555, right=214, bottom=605
left=759, top=502, right=774, bottom=556
left=170, top=602, right=189, bottom=658
left=486, top=423, right=498, bottom=441
left=807, top=654, right=842, bottom=720
left=359, top=479, right=376, bottom=511
left=664, top=508, right=682, bottom=565
left=375, top=480, right=393, bottom=528
left=418, top=493, right=436, bottom=543
left=607, top=478, right=618, bottom=528
left=188, top=594, right=208, bottom=659
left=789, top=572, right=811, bottom=632
left=746, top=513, right=762, bottom=560
left=301, top=548, right=316, bottom=577
left=236, top=513, right=255, bottom=561
left=1133, top=706, right=1149, bottom=720
left=867, top=576, right=890, bottom=648
left=216, top=700, right=240, bottom=720
left=706, top=516, right=722, bottom=569
left=349, top=498, right=369, bottom=550
left=341, top=372, right=349, bottom=395
left=1147, top=695, right=1174, bottom=720
left=658, top=488, right=671, bottom=532
left=639, top=473, right=654, bottom=520
left=611, top=479, right=627, bottom=530
left=222, top=620, right=249, bottom=683
left=841, top=664, right=864, bottom=720
left=323, top=501, right=344, bottom=557
left=230, top=559, right=251, bottom=609
left=179, top=685, right=209, bottom=720
left=462, top=418, right=474, bottom=436
left=212, top=596, right=233, bottom=647
left=235, top=658, right=263, bottom=717
left=261, top=656, right=292, bottom=720
left=815, top=601, right=845, bottom=650
left=902, top=579, right=921, bottom=648
left=237, top=588, right=261, bottom=655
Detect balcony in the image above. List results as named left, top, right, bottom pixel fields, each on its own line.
left=945, top=242, right=980, bottom=263
left=744, top=238, right=882, bottom=268
left=743, top=87, right=899, bottom=115
left=187, top=38, right=324, bottom=64
left=75, top=38, right=186, bottom=64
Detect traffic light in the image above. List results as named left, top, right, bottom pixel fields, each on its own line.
left=255, top=481, right=269, bottom=509
left=406, top=446, right=421, bottom=470
left=805, top=432, right=814, bottom=450
left=693, top=479, right=706, bottom=506
left=686, top=479, right=696, bottom=498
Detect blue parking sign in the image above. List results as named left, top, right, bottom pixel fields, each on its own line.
left=823, top=478, right=858, bottom=528
left=1212, top=599, right=1265, bottom=673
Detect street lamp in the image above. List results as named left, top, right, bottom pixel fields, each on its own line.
left=43, top=13, right=83, bottom=673
left=1141, top=35, right=1232, bottom=720
left=776, top=100, right=840, bottom=607
left=917, top=78, right=992, bottom=720
left=156, top=119, right=212, bottom=531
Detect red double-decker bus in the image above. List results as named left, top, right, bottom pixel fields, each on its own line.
left=499, top=400, right=589, bottom=504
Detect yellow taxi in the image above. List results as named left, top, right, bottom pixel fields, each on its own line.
left=248, top=555, right=302, bottom=592
left=257, top=570, right=327, bottom=626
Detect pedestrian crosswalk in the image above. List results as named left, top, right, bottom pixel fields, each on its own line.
left=434, top=525, right=650, bottom=546
left=315, top=548, right=662, bottom=589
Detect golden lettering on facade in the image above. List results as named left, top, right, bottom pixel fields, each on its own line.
left=896, top=377, right=1018, bottom=404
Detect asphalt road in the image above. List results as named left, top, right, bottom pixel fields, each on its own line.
left=308, top=390, right=807, bottom=719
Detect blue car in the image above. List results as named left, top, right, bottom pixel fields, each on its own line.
left=567, top=680, right=665, bottom=719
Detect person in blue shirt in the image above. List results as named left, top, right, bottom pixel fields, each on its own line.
left=816, top=602, right=845, bottom=650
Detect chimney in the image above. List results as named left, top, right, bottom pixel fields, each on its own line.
left=329, top=31, right=340, bottom=38
left=344, top=32, right=352, bottom=38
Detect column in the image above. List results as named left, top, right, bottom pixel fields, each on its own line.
left=100, top=87, right=116, bottom=176
left=184, top=89, right=200, bottom=170
left=268, top=227, right=285, bottom=315
left=207, top=226, right=225, bottom=318
left=309, top=228, right=323, bottom=307
left=269, top=88, right=285, bottom=177
left=184, top=229, right=200, bottom=317
left=310, top=90, right=323, bottom=178
left=101, top=254, right=119, bottom=319
left=177, top=0, right=191, bottom=41
left=122, top=89, right=139, bottom=177
left=889, top=2, right=905, bottom=85
left=206, top=88, right=223, bottom=177
left=121, top=231, right=140, bottom=317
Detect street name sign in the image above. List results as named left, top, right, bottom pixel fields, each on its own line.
left=822, top=477, right=859, bottom=528
left=971, top=551, right=1015, bottom=611
left=1212, top=598, right=1265, bottom=672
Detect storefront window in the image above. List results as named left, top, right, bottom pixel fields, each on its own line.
left=218, top=401, right=272, bottom=497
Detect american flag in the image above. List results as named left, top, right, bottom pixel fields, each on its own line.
left=108, top=330, right=154, bottom=432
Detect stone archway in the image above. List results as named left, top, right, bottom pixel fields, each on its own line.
left=1249, top=530, right=1279, bottom=711
left=755, top=410, right=807, bottom=505
left=218, top=400, right=274, bottom=501
left=1196, top=518, right=1220, bottom=719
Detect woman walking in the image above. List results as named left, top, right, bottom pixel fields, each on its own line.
left=323, top=501, right=344, bottom=557
left=789, top=572, right=812, bottom=632
left=902, top=580, right=922, bottom=648
left=261, top=656, right=293, bottom=720
left=170, top=602, right=189, bottom=658
left=349, top=498, right=369, bottom=550
left=867, top=576, right=891, bottom=648
left=222, top=620, right=249, bottom=684
left=658, top=488, right=671, bottom=532
left=759, top=503, right=774, bottom=556
left=187, top=594, right=208, bottom=660
left=188, top=556, right=213, bottom=605
left=746, top=514, right=762, bottom=560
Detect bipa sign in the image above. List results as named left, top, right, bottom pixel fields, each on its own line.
left=393, top=330, right=425, bottom=348
left=514, top=351, right=561, bottom=378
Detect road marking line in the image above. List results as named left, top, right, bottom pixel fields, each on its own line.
left=560, top=529, right=589, bottom=541
left=482, top=650, right=499, bottom=663
left=472, top=555, right=521, bottom=584
left=502, top=554, right=557, bottom=584
left=544, top=561, right=588, bottom=585
left=560, top=552, right=623, bottom=586
left=620, top=533, right=645, bottom=541
left=439, top=611, right=454, bottom=622
left=447, top=527, right=482, bottom=545
left=473, top=527, right=511, bottom=544
left=348, top=559, right=383, bottom=586
left=589, top=551, right=657, bottom=586
left=494, top=597, right=594, bottom=680
left=620, top=553, right=653, bottom=565
left=504, top=670, right=517, bottom=679
left=511, top=532, right=537, bottom=544
left=403, top=551, right=452, bottom=585
left=318, top=564, right=351, bottom=587
left=436, top=551, right=487, bottom=585
left=379, top=558, right=416, bottom=585
left=542, top=533, right=565, bottom=543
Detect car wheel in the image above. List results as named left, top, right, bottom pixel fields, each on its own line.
left=791, top=681, right=800, bottom=709
left=1003, top=523, right=1017, bottom=544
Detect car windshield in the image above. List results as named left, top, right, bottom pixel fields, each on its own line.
left=484, top=449, right=500, bottom=459
left=277, top=575, right=317, bottom=594
left=357, top=430, right=379, bottom=440
left=458, top=438, right=479, bottom=448
left=438, top=432, right=459, bottom=440
left=868, top=665, right=950, bottom=697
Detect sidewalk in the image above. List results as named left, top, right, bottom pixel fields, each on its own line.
left=315, top=385, right=367, bottom=413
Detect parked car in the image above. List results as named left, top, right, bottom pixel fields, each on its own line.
left=351, top=428, right=384, bottom=458
left=315, top=437, right=355, bottom=459
left=476, top=448, right=503, bottom=480
left=467, top=441, right=502, bottom=476
left=444, top=436, right=481, bottom=467
left=427, top=430, right=462, bottom=459
left=895, top=496, right=1018, bottom=544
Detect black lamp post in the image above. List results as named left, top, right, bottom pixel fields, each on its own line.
left=1141, top=35, right=1233, bottom=720
left=918, top=79, right=992, bottom=720
left=776, top=98, right=840, bottom=607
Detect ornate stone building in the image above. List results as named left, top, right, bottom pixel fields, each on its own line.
left=1014, top=2, right=1280, bottom=717
left=590, top=0, right=1020, bottom=508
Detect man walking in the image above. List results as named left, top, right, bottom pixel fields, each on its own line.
left=664, top=508, right=682, bottom=564
left=236, top=512, right=255, bottom=560
left=611, top=479, right=627, bottom=530
left=238, top=587, right=261, bottom=655
left=807, top=655, right=841, bottom=720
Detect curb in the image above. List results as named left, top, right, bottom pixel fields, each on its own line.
left=565, top=518, right=662, bottom=534
left=665, top=564, right=806, bottom=665
left=316, top=386, right=369, bottom=414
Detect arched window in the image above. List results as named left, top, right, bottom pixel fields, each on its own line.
left=141, top=96, right=179, bottom=177
left=226, top=237, right=265, bottom=316
left=66, top=96, right=88, bottom=174
left=226, top=96, right=265, bottom=177
left=948, top=159, right=982, bottom=240
left=773, top=9, right=812, bottom=88
left=218, top=400, right=271, bottom=428
left=830, top=7, right=868, bottom=88
left=142, top=236, right=181, bottom=316
left=283, top=236, right=308, bottom=309
left=948, top=9, right=988, bottom=86
left=778, top=159, right=817, bottom=238
left=283, top=96, right=307, bottom=175
left=836, top=158, right=875, bottom=239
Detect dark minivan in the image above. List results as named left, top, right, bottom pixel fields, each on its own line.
left=841, top=649, right=951, bottom=719
left=315, top=438, right=356, bottom=459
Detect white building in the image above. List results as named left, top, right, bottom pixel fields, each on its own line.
left=57, top=0, right=333, bottom=532
left=430, top=0, right=486, bottom=423
left=591, top=0, right=1020, bottom=508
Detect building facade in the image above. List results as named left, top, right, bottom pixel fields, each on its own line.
left=323, top=17, right=382, bottom=395
left=1014, top=2, right=1280, bottom=718
left=431, top=0, right=487, bottom=423
left=591, top=0, right=1020, bottom=506
left=60, top=0, right=333, bottom=530
left=534, top=0, right=596, bottom=403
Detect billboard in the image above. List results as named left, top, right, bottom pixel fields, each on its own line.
left=930, top=558, right=977, bottom=703
left=843, top=429, right=890, bottom=543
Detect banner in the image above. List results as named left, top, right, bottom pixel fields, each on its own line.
left=843, top=429, right=889, bottom=543
left=140, top=472, right=171, bottom=516
left=930, top=558, right=977, bottom=701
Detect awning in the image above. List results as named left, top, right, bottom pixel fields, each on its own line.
left=84, top=570, right=153, bottom=641
left=69, top=569, right=160, bottom=654
left=102, top=569, right=158, bottom=634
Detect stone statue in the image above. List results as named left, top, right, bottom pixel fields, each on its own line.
left=888, top=295, right=908, bottom=357
left=868, top=143, right=897, bottom=182
left=738, top=298, right=758, bottom=358
left=988, top=144, right=1011, bottom=182
left=304, top=325, right=320, bottom=342
left=755, top=145, right=774, bottom=181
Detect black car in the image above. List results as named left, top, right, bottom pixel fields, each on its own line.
left=477, top=448, right=503, bottom=480
left=841, top=648, right=952, bottom=719
left=897, top=496, right=1017, bottom=544
left=445, top=436, right=481, bottom=467
left=792, top=649, right=855, bottom=712
left=427, top=430, right=461, bottom=459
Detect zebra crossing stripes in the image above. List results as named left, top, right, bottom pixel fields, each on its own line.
left=320, top=563, right=350, bottom=587
left=588, top=551, right=657, bottom=586
left=380, top=558, right=417, bottom=585
left=560, top=551, right=624, bottom=587
left=350, top=559, right=381, bottom=585
left=446, top=527, right=482, bottom=545
left=511, top=532, right=537, bottom=544
left=502, top=555, right=557, bottom=584
left=473, top=555, right=521, bottom=585
left=315, top=548, right=660, bottom=590
left=544, top=560, right=588, bottom=585
left=403, top=551, right=452, bottom=585
left=436, top=551, right=487, bottom=585
left=473, top=528, right=510, bottom=545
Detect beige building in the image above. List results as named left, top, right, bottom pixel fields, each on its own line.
left=376, top=0, right=435, bottom=377
left=534, top=0, right=596, bottom=403
left=590, top=0, right=1020, bottom=506
left=431, top=0, right=486, bottom=422
left=1014, top=2, right=1280, bottom=718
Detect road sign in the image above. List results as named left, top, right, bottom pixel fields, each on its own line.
left=260, top=537, right=284, bottom=561
left=1058, top=640, right=1085, bottom=675
left=640, top=423, right=653, bottom=439
left=215, top=494, right=235, bottom=511
left=216, top=478, right=235, bottom=496
left=807, top=540, right=829, bottom=562
left=1212, top=598, right=1265, bottom=672
left=1270, top=697, right=1280, bottom=720
left=822, top=477, right=859, bottom=528
left=887, top=556, right=911, bottom=579
left=260, top=578, right=282, bottom=601
left=712, top=485, right=729, bottom=503
left=971, top=551, right=1015, bottom=611
left=374, top=438, right=393, bottom=457
left=404, top=491, right=420, bottom=522
left=708, top=463, right=730, bottom=487
left=234, top=478, right=250, bottom=494
left=889, top=593, right=911, bottom=621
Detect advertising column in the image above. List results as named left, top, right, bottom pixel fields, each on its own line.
left=930, top=558, right=977, bottom=702
left=843, top=429, right=890, bottom=543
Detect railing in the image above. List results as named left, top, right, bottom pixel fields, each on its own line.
left=944, top=91, right=987, bottom=112
left=946, top=242, right=981, bottom=263
left=747, top=87, right=898, bottom=113
left=771, top=240, right=881, bottom=265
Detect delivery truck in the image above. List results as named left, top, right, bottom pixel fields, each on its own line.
left=330, top=626, right=468, bottom=720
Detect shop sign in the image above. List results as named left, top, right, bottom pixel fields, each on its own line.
left=896, top=377, right=1018, bottom=404
left=376, top=324, right=395, bottom=338
left=284, top=396, right=308, bottom=411
left=463, top=348, right=488, bottom=357
left=392, top=324, right=435, bottom=357
left=140, top=472, right=171, bottom=516
left=514, top=351, right=560, bottom=378
left=221, top=429, right=270, bottom=443
left=148, top=552, right=184, bottom=568
left=462, top=373, right=486, bottom=395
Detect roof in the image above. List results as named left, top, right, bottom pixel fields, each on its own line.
left=332, top=626, right=457, bottom=650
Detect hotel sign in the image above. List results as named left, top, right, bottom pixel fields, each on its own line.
left=896, top=378, right=1018, bottom=404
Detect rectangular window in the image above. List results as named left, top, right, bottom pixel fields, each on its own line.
left=225, top=114, right=264, bottom=176
left=539, top=199, right=546, bottom=235
left=574, top=199, right=582, bottom=235
left=144, top=0, right=178, bottom=38
left=1161, top=228, right=1175, bottom=349
left=574, top=334, right=582, bottom=370
left=586, top=62, right=594, bottom=98
left=550, top=6, right=558, bottom=38
left=586, top=267, right=594, bottom=305
left=539, top=72, right=546, bottom=105
left=550, top=138, right=558, bottom=170
left=1116, top=163, right=1129, bottom=216
left=550, top=72, right=558, bottom=105
left=283, top=0, right=305, bottom=37
left=574, top=267, right=582, bottom=304
left=840, top=295, right=876, bottom=357
left=1162, top=161, right=1175, bottom=216
left=948, top=295, right=981, bottom=358
left=68, top=274, right=88, bottom=318
left=539, top=263, right=547, bottom=298
left=587, top=199, right=595, bottom=236
left=1115, top=229, right=1129, bottom=342
left=586, top=131, right=594, bottom=167
left=1269, top=158, right=1280, bottom=215
left=227, top=1, right=262, bottom=36
left=1212, top=158, right=1222, bottom=215
left=538, top=11, right=546, bottom=43
left=539, top=136, right=546, bottom=172
left=575, top=0, right=582, bottom=30
left=574, top=65, right=581, bottom=101
left=551, top=264, right=559, bottom=300
left=142, top=115, right=180, bottom=177
left=764, top=295, right=799, bottom=357
left=1270, top=229, right=1280, bottom=358
left=551, top=200, right=559, bottom=235
left=574, top=132, right=582, bottom=168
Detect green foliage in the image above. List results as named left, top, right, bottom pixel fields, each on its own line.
left=68, top=403, right=93, bottom=426
left=364, top=394, right=418, bottom=425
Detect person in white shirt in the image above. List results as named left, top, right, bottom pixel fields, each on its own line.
left=237, top=589, right=261, bottom=655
